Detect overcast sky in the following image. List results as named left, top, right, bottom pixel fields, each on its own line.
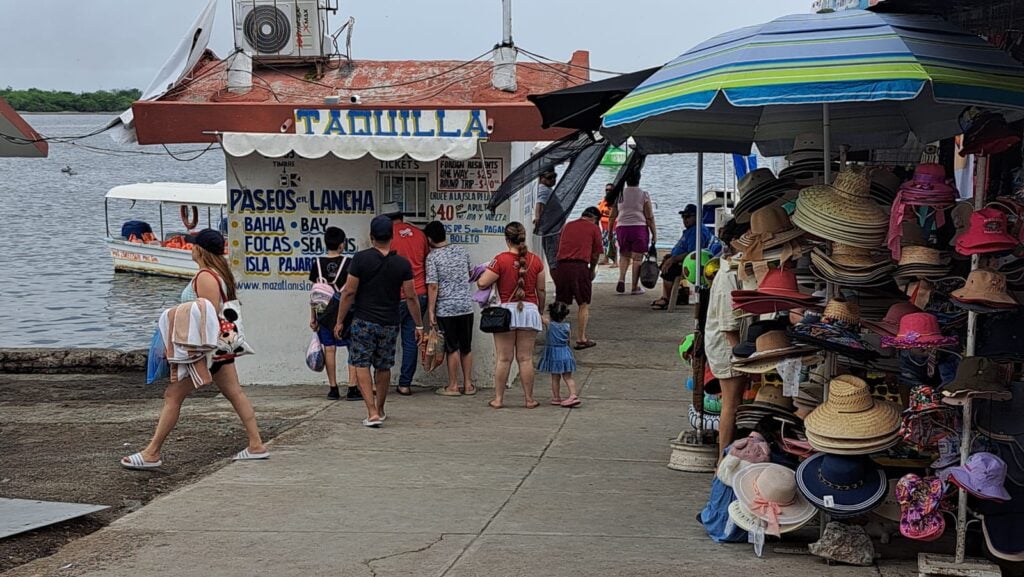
left=1, top=0, right=811, bottom=91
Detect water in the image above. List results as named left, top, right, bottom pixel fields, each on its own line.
left=0, top=115, right=764, bottom=349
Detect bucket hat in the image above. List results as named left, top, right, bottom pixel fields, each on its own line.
left=717, top=431, right=771, bottom=487
left=732, top=330, right=820, bottom=374
left=950, top=269, right=1018, bottom=310
left=792, top=171, right=888, bottom=249
left=809, top=522, right=877, bottom=566
left=789, top=299, right=879, bottom=361
left=943, top=452, right=1012, bottom=502
left=880, top=312, right=958, bottom=349
left=733, top=463, right=817, bottom=536
left=895, top=474, right=946, bottom=542
left=805, top=375, right=901, bottom=442
left=931, top=433, right=963, bottom=469
left=796, top=453, right=889, bottom=518
left=956, top=208, right=1017, bottom=255
left=862, top=302, right=921, bottom=337
left=943, top=357, right=1010, bottom=399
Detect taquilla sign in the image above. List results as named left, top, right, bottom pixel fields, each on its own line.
left=294, top=109, right=488, bottom=139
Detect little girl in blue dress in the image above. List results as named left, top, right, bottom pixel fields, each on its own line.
left=537, top=302, right=581, bottom=407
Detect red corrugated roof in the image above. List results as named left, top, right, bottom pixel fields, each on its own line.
left=159, top=50, right=591, bottom=105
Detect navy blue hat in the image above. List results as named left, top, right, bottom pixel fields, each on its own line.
left=796, top=453, right=888, bottom=518
left=185, top=229, right=225, bottom=255
left=680, top=204, right=698, bottom=217
left=370, top=215, right=394, bottom=241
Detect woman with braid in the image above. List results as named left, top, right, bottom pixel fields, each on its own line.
left=477, top=222, right=546, bottom=409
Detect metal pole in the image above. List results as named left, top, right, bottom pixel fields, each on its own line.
left=696, top=152, right=704, bottom=291
left=501, top=0, right=513, bottom=45
left=822, top=103, right=832, bottom=183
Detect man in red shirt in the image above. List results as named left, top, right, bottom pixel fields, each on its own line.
left=383, top=202, right=430, bottom=395
left=553, top=206, right=604, bottom=349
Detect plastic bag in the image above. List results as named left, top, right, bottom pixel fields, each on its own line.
left=306, top=333, right=325, bottom=372
left=146, top=327, right=170, bottom=384
left=420, top=328, right=446, bottom=372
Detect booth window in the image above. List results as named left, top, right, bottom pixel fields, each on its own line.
left=379, top=171, right=429, bottom=220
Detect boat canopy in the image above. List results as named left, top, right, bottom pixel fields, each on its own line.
left=105, top=181, right=227, bottom=206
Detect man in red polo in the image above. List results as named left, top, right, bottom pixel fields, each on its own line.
left=553, top=206, right=604, bottom=350
left=382, top=202, right=429, bottom=396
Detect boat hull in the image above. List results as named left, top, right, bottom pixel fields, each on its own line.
left=105, top=238, right=198, bottom=278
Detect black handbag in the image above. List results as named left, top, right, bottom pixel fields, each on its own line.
left=479, top=306, right=511, bottom=333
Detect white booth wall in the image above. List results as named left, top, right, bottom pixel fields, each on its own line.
left=225, top=140, right=540, bottom=385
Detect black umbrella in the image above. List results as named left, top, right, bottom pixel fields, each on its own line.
left=527, top=67, right=658, bottom=131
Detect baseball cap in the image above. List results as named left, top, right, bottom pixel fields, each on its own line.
left=680, top=204, right=698, bottom=217
left=184, top=229, right=225, bottom=255
left=370, top=215, right=394, bottom=241
left=540, top=168, right=557, bottom=179
left=581, top=206, right=601, bottom=219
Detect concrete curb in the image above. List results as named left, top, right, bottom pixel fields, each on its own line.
left=0, top=348, right=147, bottom=374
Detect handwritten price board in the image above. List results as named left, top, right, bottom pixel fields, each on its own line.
left=436, top=158, right=504, bottom=192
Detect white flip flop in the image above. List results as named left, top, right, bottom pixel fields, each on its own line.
left=233, top=448, right=270, bottom=461
left=120, top=452, right=162, bottom=470
left=362, top=418, right=383, bottom=428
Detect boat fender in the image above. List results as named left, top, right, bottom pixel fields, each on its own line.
left=180, top=205, right=199, bottom=229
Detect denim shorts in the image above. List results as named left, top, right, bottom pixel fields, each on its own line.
left=348, top=318, right=399, bottom=370
left=317, top=325, right=350, bottom=348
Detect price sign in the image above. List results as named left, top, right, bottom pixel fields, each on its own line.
left=436, top=158, right=504, bottom=192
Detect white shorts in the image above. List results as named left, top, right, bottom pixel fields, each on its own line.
left=501, top=302, right=542, bottom=332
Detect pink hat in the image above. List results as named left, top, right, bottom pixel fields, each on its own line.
left=897, top=163, right=957, bottom=196
left=956, top=208, right=1018, bottom=255
left=880, top=312, right=959, bottom=349
left=862, top=302, right=921, bottom=337
left=716, top=431, right=772, bottom=487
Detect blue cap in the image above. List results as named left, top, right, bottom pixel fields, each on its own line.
left=370, top=215, right=394, bottom=241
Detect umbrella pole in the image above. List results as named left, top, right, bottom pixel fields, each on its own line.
left=695, top=153, right=704, bottom=437
left=822, top=103, right=832, bottom=184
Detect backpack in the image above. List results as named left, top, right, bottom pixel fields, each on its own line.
left=310, top=257, right=347, bottom=313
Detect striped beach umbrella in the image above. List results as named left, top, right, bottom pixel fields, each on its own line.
left=602, top=10, right=1024, bottom=156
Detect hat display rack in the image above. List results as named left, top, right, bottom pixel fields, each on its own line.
left=711, top=128, right=1024, bottom=569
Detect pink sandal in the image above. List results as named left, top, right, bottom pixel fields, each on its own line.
left=550, top=398, right=564, bottom=406
left=561, top=395, right=582, bottom=408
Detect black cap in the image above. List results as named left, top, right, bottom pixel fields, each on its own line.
left=370, top=215, right=394, bottom=241
left=581, top=206, right=601, bottom=219
left=185, top=229, right=225, bottom=255
left=680, top=204, right=698, bottom=217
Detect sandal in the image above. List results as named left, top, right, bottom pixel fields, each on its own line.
left=120, top=452, right=162, bottom=470
left=574, top=340, right=597, bottom=350
left=525, top=400, right=541, bottom=409
left=362, top=417, right=384, bottom=428
left=233, top=448, right=270, bottom=461
left=631, top=287, right=646, bottom=295
left=616, top=281, right=626, bottom=294
left=463, top=386, right=478, bottom=396
left=488, top=400, right=504, bottom=409
left=650, top=298, right=669, bottom=310
left=560, top=395, right=582, bottom=408
left=550, top=398, right=564, bottom=406
left=435, top=388, right=462, bottom=396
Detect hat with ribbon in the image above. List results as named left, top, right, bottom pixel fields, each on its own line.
left=793, top=170, right=889, bottom=249
left=733, top=463, right=817, bottom=537
left=805, top=375, right=901, bottom=444
left=895, top=474, right=946, bottom=542
left=886, top=164, right=959, bottom=260
left=717, top=431, right=772, bottom=487
left=942, top=452, right=1012, bottom=502
left=881, top=312, right=959, bottom=349
left=732, top=330, right=820, bottom=374
left=796, top=453, right=889, bottom=518
left=956, top=208, right=1018, bottom=255
left=732, top=205, right=805, bottom=262
left=862, top=302, right=922, bottom=337
left=950, top=269, right=1018, bottom=311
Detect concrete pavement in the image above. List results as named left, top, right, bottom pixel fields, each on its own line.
left=4, top=281, right=918, bottom=577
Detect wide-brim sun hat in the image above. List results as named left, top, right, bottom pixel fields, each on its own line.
left=728, top=500, right=815, bottom=535
left=796, top=453, right=889, bottom=518
left=805, top=375, right=901, bottom=440
left=805, top=430, right=902, bottom=455
left=881, top=312, right=959, bottom=349
left=862, top=302, right=922, bottom=337
left=733, top=463, right=818, bottom=529
left=732, top=330, right=821, bottom=374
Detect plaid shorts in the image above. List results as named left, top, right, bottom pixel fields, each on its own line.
left=348, top=318, right=399, bottom=370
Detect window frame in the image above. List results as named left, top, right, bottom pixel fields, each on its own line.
left=377, top=170, right=430, bottom=222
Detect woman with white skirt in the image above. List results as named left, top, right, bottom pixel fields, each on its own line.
left=477, top=221, right=546, bottom=409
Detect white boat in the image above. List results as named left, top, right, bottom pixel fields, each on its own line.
left=104, top=181, right=227, bottom=278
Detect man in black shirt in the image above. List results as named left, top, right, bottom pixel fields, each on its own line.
left=335, top=215, right=424, bottom=427
left=308, top=226, right=360, bottom=402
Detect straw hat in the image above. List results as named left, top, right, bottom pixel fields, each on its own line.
left=786, top=132, right=826, bottom=163
left=728, top=501, right=815, bottom=535
left=951, top=269, right=1018, bottom=309
left=733, top=463, right=817, bottom=536
left=809, top=245, right=895, bottom=288
left=733, top=169, right=800, bottom=223
left=894, top=246, right=950, bottom=281
left=793, top=171, right=888, bottom=248
left=732, top=205, right=806, bottom=255
left=805, top=430, right=902, bottom=454
left=733, top=331, right=821, bottom=374
left=805, top=375, right=901, bottom=441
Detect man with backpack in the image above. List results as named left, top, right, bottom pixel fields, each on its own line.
left=335, top=215, right=425, bottom=428
left=309, top=227, right=360, bottom=401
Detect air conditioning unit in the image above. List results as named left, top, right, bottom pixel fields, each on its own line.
left=234, top=0, right=327, bottom=60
